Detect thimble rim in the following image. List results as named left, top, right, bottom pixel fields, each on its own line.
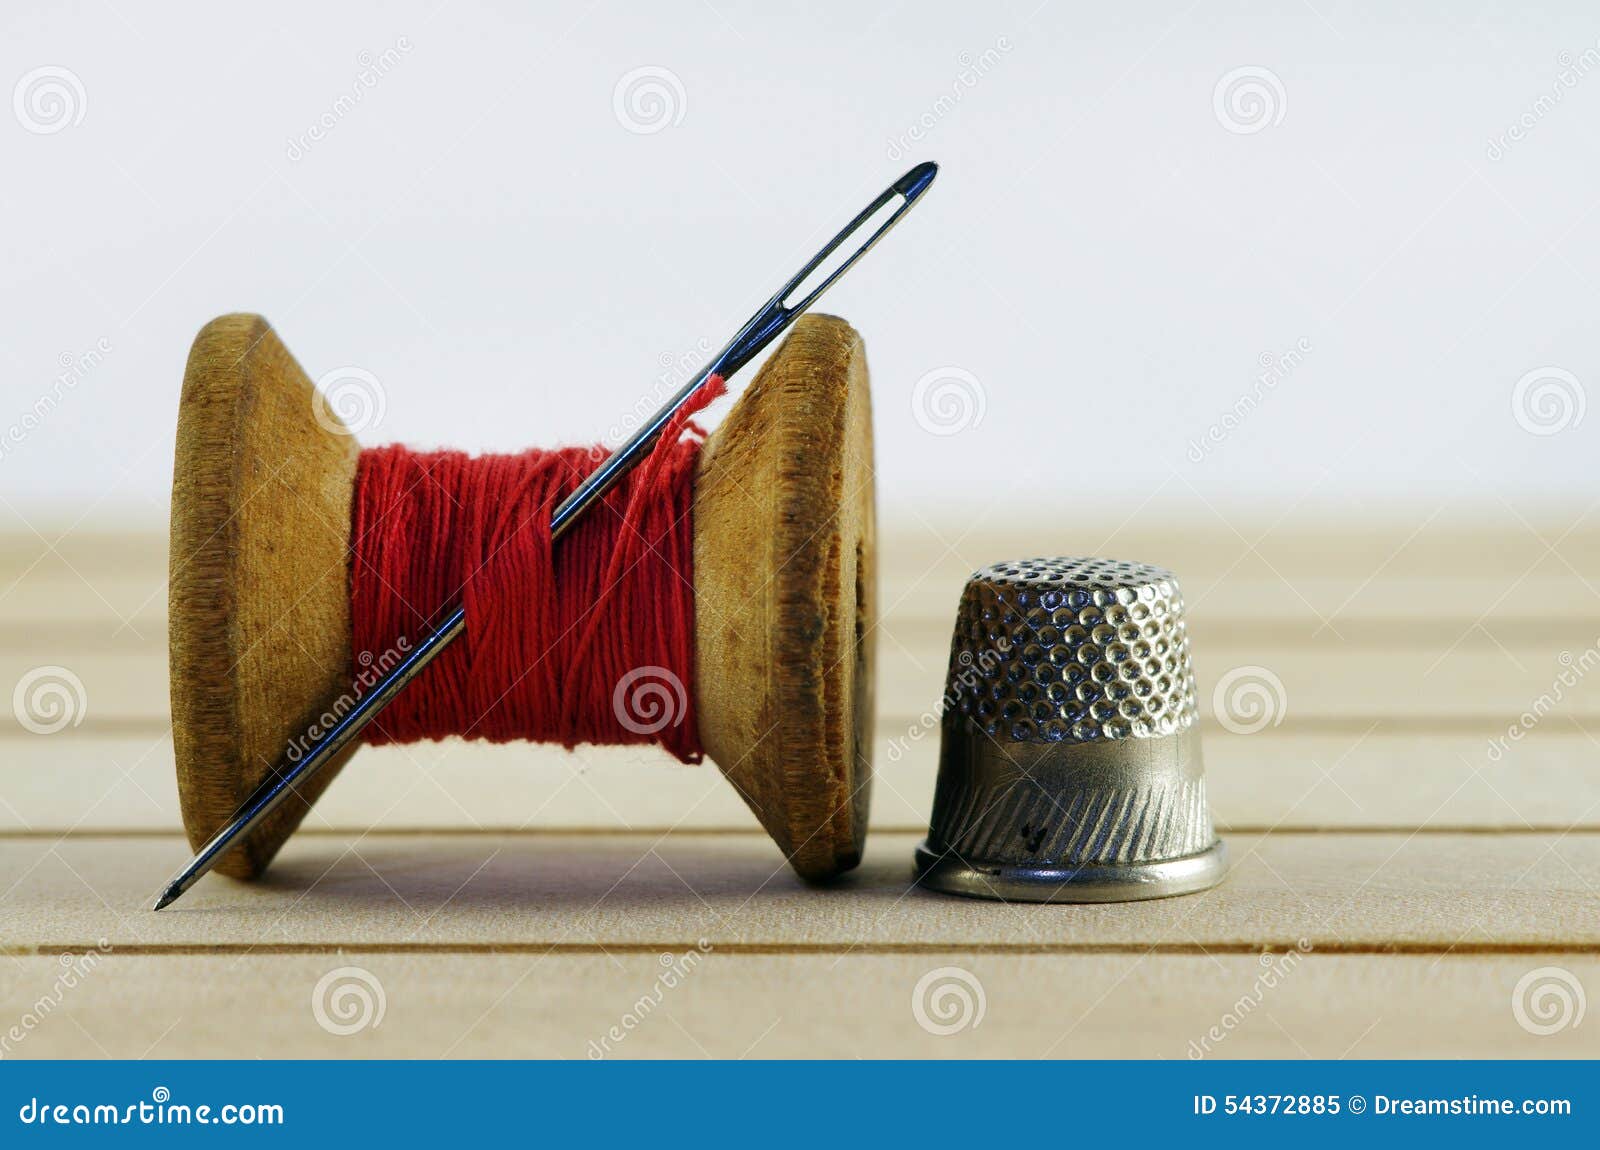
left=913, top=839, right=1227, bottom=903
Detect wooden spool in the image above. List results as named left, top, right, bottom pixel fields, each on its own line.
left=169, top=313, right=876, bottom=885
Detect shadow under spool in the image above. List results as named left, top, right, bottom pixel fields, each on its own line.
left=167, top=312, right=877, bottom=885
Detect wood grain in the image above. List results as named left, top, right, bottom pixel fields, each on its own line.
left=8, top=517, right=1600, bottom=580
left=4, top=831, right=1598, bottom=952
left=8, top=637, right=1596, bottom=733
left=5, top=512, right=1599, bottom=1058
left=8, top=571, right=1600, bottom=650
left=1, top=952, right=1592, bottom=1059
left=168, top=314, right=361, bottom=878
left=693, top=313, right=874, bottom=880
left=2, top=727, right=1594, bottom=835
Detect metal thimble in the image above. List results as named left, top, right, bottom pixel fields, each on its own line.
left=915, top=557, right=1226, bottom=902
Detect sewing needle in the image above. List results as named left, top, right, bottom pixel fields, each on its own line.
left=153, top=160, right=938, bottom=910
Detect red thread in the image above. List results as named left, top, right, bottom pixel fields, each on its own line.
left=349, top=377, right=727, bottom=762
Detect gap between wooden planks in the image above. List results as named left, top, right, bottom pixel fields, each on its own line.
left=4, top=941, right=1600, bottom=957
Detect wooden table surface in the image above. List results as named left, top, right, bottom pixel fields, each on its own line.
left=2, top=518, right=1597, bottom=1058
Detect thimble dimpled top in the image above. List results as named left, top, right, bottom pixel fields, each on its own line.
left=915, top=557, right=1226, bottom=902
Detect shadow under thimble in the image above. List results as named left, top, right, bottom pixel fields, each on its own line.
left=915, top=557, right=1227, bottom=902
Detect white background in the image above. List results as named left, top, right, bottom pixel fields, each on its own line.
left=1, top=1, right=1596, bottom=527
